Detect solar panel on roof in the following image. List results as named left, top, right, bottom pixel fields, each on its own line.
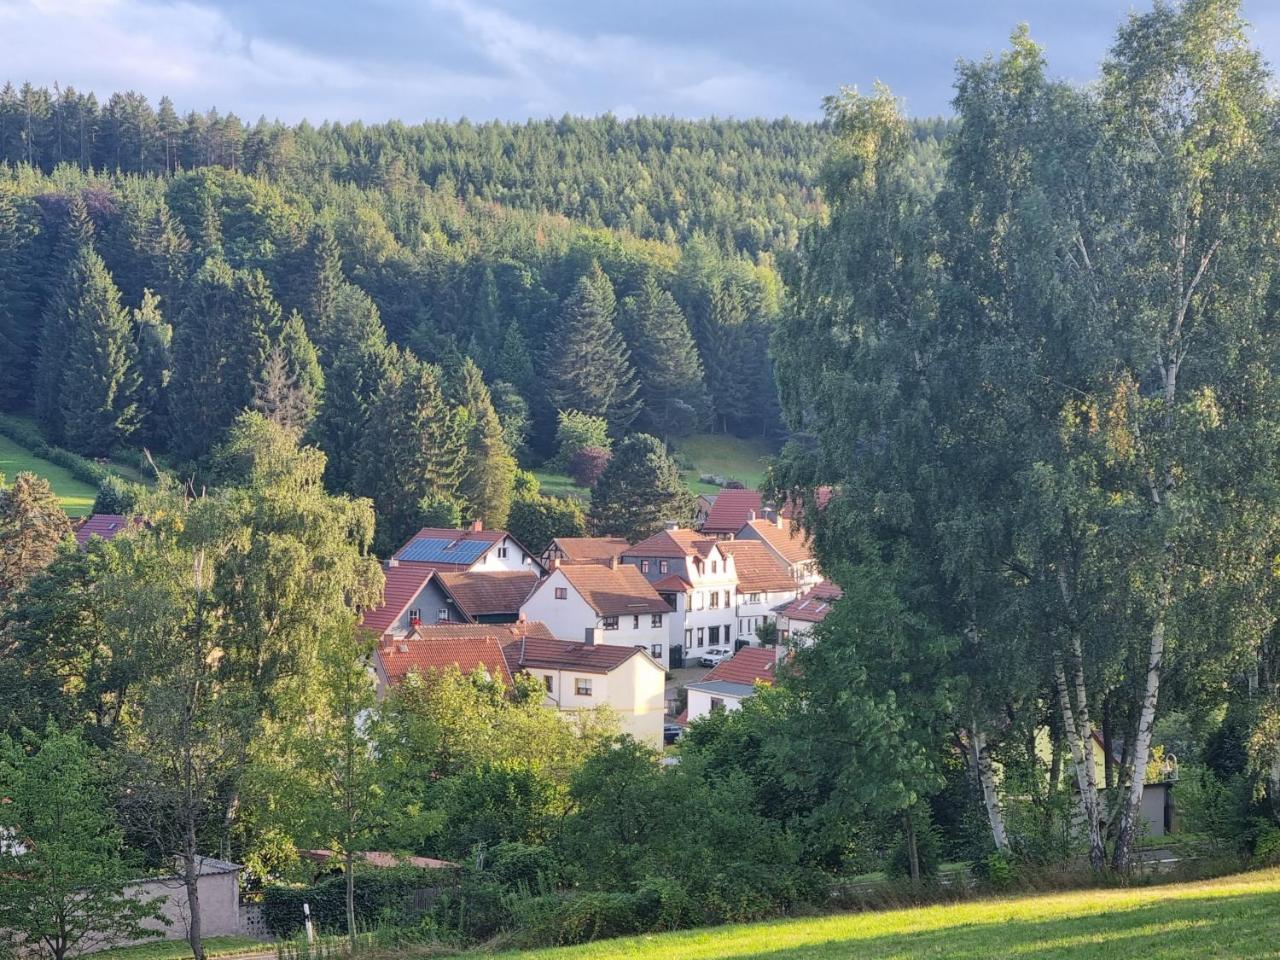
left=398, top=537, right=490, bottom=565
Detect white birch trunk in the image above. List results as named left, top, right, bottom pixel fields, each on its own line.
left=970, top=726, right=1010, bottom=853
left=1054, top=653, right=1105, bottom=869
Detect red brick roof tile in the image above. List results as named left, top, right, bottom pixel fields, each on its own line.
left=437, top=571, right=538, bottom=618
left=778, top=580, right=843, bottom=623
left=360, top=563, right=436, bottom=636
left=557, top=563, right=671, bottom=616
left=702, top=646, right=778, bottom=686
left=716, top=539, right=796, bottom=593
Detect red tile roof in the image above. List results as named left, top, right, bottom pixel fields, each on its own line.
left=741, top=517, right=813, bottom=566
left=414, top=621, right=560, bottom=642
left=716, top=539, right=796, bottom=593
left=504, top=635, right=650, bottom=675
left=404, top=524, right=506, bottom=545
left=557, top=563, right=671, bottom=616
left=624, top=527, right=716, bottom=558
left=778, top=580, right=843, bottom=623
left=702, top=646, right=778, bottom=686
left=378, top=633, right=516, bottom=687
left=547, top=537, right=630, bottom=564
left=73, top=514, right=137, bottom=547
left=437, top=571, right=538, bottom=618
left=360, top=563, right=436, bottom=636
left=701, top=489, right=763, bottom=534
left=652, top=573, right=693, bottom=592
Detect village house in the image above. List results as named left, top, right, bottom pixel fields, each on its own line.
left=435, top=569, right=539, bottom=623
left=519, top=559, right=672, bottom=667
left=737, top=511, right=823, bottom=587
left=392, top=521, right=545, bottom=575
left=682, top=646, right=779, bottom=723
left=73, top=513, right=140, bottom=548
left=776, top=580, right=843, bottom=646
left=540, top=536, right=630, bottom=568
left=699, top=488, right=764, bottom=538
left=716, top=538, right=800, bottom=643
left=372, top=621, right=665, bottom=748
left=621, top=524, right=741, bottom=664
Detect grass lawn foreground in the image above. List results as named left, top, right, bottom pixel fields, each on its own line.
left=502, top=867, right=1280, bottom=960
left=0, top=432, right=97, bottom=517
left=84, top=936, right=266, bottom=960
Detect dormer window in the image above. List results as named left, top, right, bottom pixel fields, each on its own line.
left=497, top=545, right=509, bottom=559
left=711, top=561, right=717, bottom=574
left=659, top=560, right=669, bottom=574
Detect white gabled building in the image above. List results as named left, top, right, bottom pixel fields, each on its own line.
left=519, top=558, right=673, bottom=668
left=736, top=512, right=823, bottom=588
left=776, top=580, right=843, bottom=647
left=716, top=538, right=800, bottom=643
left=392, top=521, right=545, bottom=575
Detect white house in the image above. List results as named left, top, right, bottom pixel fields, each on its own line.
left=716, top=539, right=800, bottom=644
left=519, top=559, right=673, bottom=668
left=621, top=525, right=741, bottom=663
left=776, top=580, right=843, bottom=646
left=682, top=647, right=779, bottom=724
left=392, top=521, right=545, bottom=575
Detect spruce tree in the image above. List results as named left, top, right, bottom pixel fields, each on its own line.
left=466, top=266, right=504, bottom=370
left=355, top=350, right=466, bottom=553
left=133, top=290, right=172, bottom=448
left=0, top=191, right=41, bottom=412
left=589, top=433, right=695, bottom=541
left=301, top=222, right=344, bottom=357
left=167, top=259, right=274, bottom=461
left=60, top=250, right=141, bottom=456
left=496, top=319, right=534, bottom=395
left=313, top=285, right=392, bottom=493
left=452, top=358, right=516, bottom=530
left=544, top=264, right=640, bottom=434
left=621, top=276, right=709, bottom=440
left=34, top=196, right=95, bottom=442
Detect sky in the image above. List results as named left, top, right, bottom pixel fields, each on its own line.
left=2, top=0, right=1279, bottom=124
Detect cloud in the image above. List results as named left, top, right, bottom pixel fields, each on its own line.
left=0, top=0, right=818, bottom=121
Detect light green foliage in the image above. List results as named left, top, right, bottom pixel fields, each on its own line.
left=452, top=359, right=516, bottom=530
left=507, top=492, right=587, bottom=556
left=0, top=725, right=161, bottom=960
left=589, top=433, right=694, bottom=541
left=0, top=471, right=73, bottom=601
left=553, top=410, right=611, bottom=471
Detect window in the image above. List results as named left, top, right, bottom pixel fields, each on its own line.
left=711, top=560, right=718, bottom=574
left=543, top=675, right=554, bottom=692
left=575, top=677, right=592, bottom=696
left=436, top=608, right=449, bottom=622
left=408, top=608, right=422, bottom=624
left=723, top=590, right=731, bottom=607
left=709, top=591, right=719, bottom=609
left=497, top=545, right=508, bottom=559
left=696, top=627, right=705, bottom=647
left=725, top=623, right=731, bottom=642
left=554, top=587, right=568, bottom=600
left=641, top=559, right=650, bottom=573
left=651, top=613, right=663, bottom=627
left=659, top=560, right=669, bottom=574
left=602, top=616, right=619, bottom=630
left=710, top=697, right=725, bottom=713
left=695, top=592, right=705, bottom=611
left=750, top=592, right=760, bottom=603
left=709, top=625, right=720, bottom=645
left=684, top=628, right=693, bottom=646
left=633, top=615, right=640, bottom=629
left=651, top=643, right=663, bottom=659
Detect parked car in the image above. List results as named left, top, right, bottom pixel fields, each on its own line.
left=697, top=648, right=731, bottom=668
left=663, top=722, right=683, bottom=745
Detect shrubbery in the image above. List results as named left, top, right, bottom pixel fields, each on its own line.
left=260, top=867, right=446, bottom=936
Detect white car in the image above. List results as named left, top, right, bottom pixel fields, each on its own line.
left=697, top=648, right=732, bottom=668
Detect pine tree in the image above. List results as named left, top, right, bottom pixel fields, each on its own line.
left=496, top=319, right=534, bottom=395
left=621, top=276, right=709, bottom=440
left=544, top=264, right=639, bottom=434
left=300, top=222, right=344, bottom=357
left=313, top=285, right=392, bottom=493
left=0, top=190, right=41, bottom=411
left=133, top=290, right=172, bottom=448
left=167, top=259, right=274, bottom=461
left=34, top=196, right=95, bottom=442
left=589, top=433, right=695, bottom=541
left=355, top=350, right=466, bottom=553
left=0, top=472, right=73, bottom=600
left=465, top=266, right=504, bottom=370
left=254, top=311, right=322, bottom=436
left=452, top=358, right=516, bottom=530
left=60, top=249, right=141, bottom=455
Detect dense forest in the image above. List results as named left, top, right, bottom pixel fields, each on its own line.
left=0, top=84, right=945, bottom=550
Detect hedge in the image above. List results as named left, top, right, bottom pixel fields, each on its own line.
left=0, top=414, right=113, bottom=487
left=260, top=868, right=448, bottom=936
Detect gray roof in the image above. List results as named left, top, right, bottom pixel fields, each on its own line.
left=685, top=680, right=757, bottom=699
left=193, top=856, right=243, bottom=876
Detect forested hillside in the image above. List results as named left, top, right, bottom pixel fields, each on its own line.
left=0, top=83, right=948, bottom=550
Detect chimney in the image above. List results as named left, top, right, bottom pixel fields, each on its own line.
left=665, top=520, right=679, bottom=531
left=584, top=627, right=601, bottom=646
left=609, top=555, right=620, bottom=570
left=388, top=557, right=399, bottom=567
left=470, top=519, right=484, bottom=532
left=775, top=513, right=784, bottom=529
left=746, top=509, right=756, bottom=522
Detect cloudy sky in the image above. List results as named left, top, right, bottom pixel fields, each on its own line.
left=2, top=0, right=1279, bottom=123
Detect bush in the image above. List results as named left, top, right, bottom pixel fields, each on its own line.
left=887, top=810, right=943, bottom=881
left=568, top=446, right=610, bottom=487
left=1254, top=827, right=1280, bottom=866
left=93, top=475, right=145, bottom=515
left=488, top=842, right=560, bottom=892
left=429, top=871, right=512, bottom=943
left=978, top=851, right=1017, bottom=890
left=554, top=411, right=610, bottom=469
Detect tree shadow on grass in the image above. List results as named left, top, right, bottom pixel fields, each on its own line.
left=718, top=891, right=1280, bottom=960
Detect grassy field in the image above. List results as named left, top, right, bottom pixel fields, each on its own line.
left=532, top=469, right=588, bottom=503
left=672, top=433, right=776, bottom=495
left=502, top=868, right=1280, bottom=960
left=85, top=936, right=266, bottom=960
left=0, top=432, right=98, bottom=516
